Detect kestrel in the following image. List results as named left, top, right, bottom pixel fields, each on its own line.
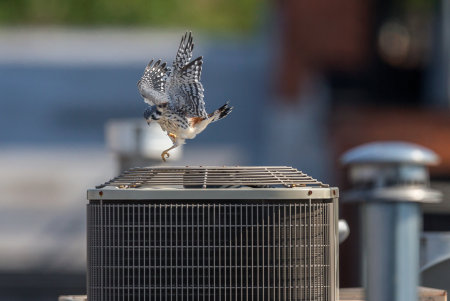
left=138, top=32, right=232, bottom=161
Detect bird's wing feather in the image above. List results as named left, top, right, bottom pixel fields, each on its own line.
left=179, top=56, right=207, bottom=117
left=173, top=31, right=194, bottom=71
left=168, top=47, right=208, bottom=118
left=137, top=59, right=170, bottom=105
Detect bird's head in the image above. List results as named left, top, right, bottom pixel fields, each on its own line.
left=143, top=103, right=168, bottom=124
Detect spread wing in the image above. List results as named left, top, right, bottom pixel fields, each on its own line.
left=173, top=31, right=194, bottom=71
left=166, top=32, right=207, bottom=118
left=137, top=59, right=170, bottom=105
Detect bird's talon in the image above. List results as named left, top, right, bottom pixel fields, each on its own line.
left=161, top=151, right=170, bottom=162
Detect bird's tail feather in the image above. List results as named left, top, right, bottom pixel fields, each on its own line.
left=209, top=102, right=233, bottom=122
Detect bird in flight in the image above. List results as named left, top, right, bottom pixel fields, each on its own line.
left=137, top=32, right=232, bottom=162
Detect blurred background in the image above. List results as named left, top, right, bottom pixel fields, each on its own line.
left=1, top=0, right=450, bottom=300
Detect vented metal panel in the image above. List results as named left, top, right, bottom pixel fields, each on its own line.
left=87, top=200, right=335, bottom=301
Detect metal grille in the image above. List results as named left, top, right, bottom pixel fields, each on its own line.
left=87, top=200, right=334, bottom=301
left=96, top=166, right=328, bottom=189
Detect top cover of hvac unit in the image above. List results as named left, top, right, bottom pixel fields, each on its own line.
left=88, top=166, right=339, bottom=200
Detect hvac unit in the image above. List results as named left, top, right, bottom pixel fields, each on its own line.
left=87, top=166, right=339, bottom=301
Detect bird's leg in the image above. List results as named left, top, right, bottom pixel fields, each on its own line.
left=161, top=133, right=178, bottom=161
left=161, top=143, right=179, bottom=162
left=168, top=132, right=177, bottom=143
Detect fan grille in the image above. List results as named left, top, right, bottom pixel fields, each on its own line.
left=96, top=166, right=328, bottom=189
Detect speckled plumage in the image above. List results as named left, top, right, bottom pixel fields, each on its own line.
left=138, top=32, right=232, bottom=161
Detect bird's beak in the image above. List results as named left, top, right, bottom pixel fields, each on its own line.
left=146, top=120, right=151, bottom=125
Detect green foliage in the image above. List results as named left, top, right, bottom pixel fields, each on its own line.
left=0, top=0, right=264, bottom=32
left=402, top=0, right=436, bottom=11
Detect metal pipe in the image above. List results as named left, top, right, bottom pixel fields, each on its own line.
left=363, top=202, right=421, bottom=301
